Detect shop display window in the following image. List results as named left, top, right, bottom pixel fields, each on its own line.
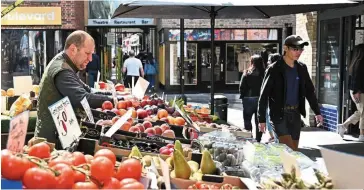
left=225, top=43, right=279, bottom=84
left=170, top=43, right=197, bottom=85
left=318, top=18, right=341, bottom=105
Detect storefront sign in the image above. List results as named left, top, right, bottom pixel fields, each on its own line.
left=1, top=7, right=62, bottom=25
left=88, top=18, right=154, bottom=26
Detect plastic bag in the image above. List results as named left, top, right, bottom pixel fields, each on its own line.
left=9, top=94, right=32, bottom=117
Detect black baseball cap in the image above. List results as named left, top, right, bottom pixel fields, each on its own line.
left=284, top=35, right=309, bottom=47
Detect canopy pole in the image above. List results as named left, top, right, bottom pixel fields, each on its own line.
left=180, top=18, right=187, bottom=104
left=210, top=6, right=216, bottom=114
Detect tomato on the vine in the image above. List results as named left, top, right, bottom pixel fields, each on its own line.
left=85, top=154, right=94, bottom=164
left=119, top=179, right=145, bottom=189
left=72, top=181, right=98, bottom=189
left=51, top=163, right=75, bottom=189
left=73, top=169, right=87, bottom=182
left=94, top=149, right=116, bottom=165
left=102, top=177, right=121, bottom=189
left=22, top=167, right=56, bottom=189
left=120, top=178, right=138, bottom=186
left=72, top=151, right=87, bottom=166
left=90, top=156, right=114, bottom=183
left=1, top=150, right=31, bottom=180
left=28, top=142, right=51, bottom=159
left=48, top=156, right=73, bottom=167
left=115, top=158, right=142, bottom=180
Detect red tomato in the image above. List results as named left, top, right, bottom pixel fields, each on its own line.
left=72, top=151, right=87, bottom=166
left=72, top=181, right=98, bottom=189
left=115, top=158, right=142, bottom=181
left=90, top=156, right=114, bottom=183
left=74, top=170, right=87, bottom=182
left=102, top=177, right=122, bottom=189
left=94, top=149, right=116, bottom=165
left=22, top=167, right=56, bottom=189
left=120, top=178, right=138, bottom=186
left=51, top=163, right=75, bottom=189
left=1, top=151, right=31, bottom=180
left=28, top=142, right=51, bottom=159
left=48, top=156, right=73, bottom=167
left=85, top=154, right=94, bottom=163
left=120, top=181, right=145, bottom=189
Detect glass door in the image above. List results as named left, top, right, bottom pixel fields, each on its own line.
left=198, top=43, right=222, bottom=91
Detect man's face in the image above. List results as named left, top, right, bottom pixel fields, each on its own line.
left=72, top=38, right=94, bottom=70
left=284, top=45, right=304, bottom=61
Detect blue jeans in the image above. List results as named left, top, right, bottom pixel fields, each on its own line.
left=88, top=70, right=98, bottom=88
left=243, top=97, right=263, bottom=142
left=146, top=74, right=155, bottom=89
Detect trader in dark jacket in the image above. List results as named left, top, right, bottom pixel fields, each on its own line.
left=257, top=35, right=323, bottom=150
left=35, top=30, right=114, bottom=149
left=86, top=52, right=101, bottom=88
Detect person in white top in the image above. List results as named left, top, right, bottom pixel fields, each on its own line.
left=123, top=50, right=144, bottom=87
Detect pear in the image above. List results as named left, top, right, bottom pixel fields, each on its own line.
left=142, top=155, right=152, bottom=166
left=200, top=150, right=216, bottom=175
left=174, top=140, right=183, bottom=155
left=128, top=146, right=143, bottom=158
left=192, top=171, right=203, bottom=181
left=187, top=160, right=199, bottom=173
left=166, top=156, right=174, bottom=169
left=170, top=170, right=176, bottom=178
left=173, top=149, right=191, bottom=179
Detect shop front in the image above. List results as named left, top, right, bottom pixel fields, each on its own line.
left=1, top=3, right=83, bottom=90
left=158, top=28, right=282, bottom=93
left=317, top=4, right=364, bottom=134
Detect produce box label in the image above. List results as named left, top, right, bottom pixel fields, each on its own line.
left=48, top=96, right=82, bottom=149
left=132, top=77, right=150, bottom=100
left=7, top=110, right=29, bottom=153
left=80, top=97, right=95, bottom=123
left=104, top=109, right=132, bottom=137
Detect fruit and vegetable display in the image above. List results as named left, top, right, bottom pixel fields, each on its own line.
left=187, top=182, right=240, bottom=190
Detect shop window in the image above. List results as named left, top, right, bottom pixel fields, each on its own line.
left=225, top=43, right=279, bottom=84
left=355, top=15, right=364, bottom=27
left=170, top=43, right=197, bottom=85
left=318, top=19, right=341, bottom=105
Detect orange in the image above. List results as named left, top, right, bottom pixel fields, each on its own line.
left=119, top=109, right=127, bottom=116
left=174, top=117, right=186, bottom=126
left=120, top=122, right=131, bottom=131
left=157, top=109, right=168, bottom=119
left=6, top=88, right=15, bottom=97
left=167, top=116, right=175, bottom=125
left=130, top=109, right=137, bottom=118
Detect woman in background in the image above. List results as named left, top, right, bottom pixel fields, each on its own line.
left=144, top=53, right=158, bottom=91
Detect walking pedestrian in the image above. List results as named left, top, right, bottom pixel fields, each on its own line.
left=123, top=50, right=144, bottom=87
left=337, top=44, right=364, bottom=141
left=258, top=35, right=323, bottom=150
left=86, top=51, right=101, bottom=88
left=144, top=53, right=158, bottom=91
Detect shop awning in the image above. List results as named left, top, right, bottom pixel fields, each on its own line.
left=113, top=0, right=359, bottom=19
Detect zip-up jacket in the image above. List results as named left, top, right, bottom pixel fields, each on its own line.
left=257, top=57, right=321, bottom=123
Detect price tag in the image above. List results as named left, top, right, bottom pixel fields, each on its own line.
left=80, top=97, right=95, bottom=123
left=159, top=157, right=171, bottom=190
left=7, top=111, right=29, bottom=153
left=132, top=77, right=150, bottom=100
left=280, top=150, right=301, bottom=177
left=48, top=97, right=82, bottom=149
left=104, top=109, right=132, bottom=137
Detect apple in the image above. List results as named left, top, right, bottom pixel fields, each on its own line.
left=137, top=109, right=148, bottom=119
left=160, top=117, right=169, bottom=123
left=159, top=146, right=168, bottom=153
left=102, top=101, right=113, bottom=110
left=117, top=101, right=127, bottom=109
left=145, top=128, right=156, bottom=135
left=99, top=81, right=106, bottom=89
left=169, top=148, right=174, bottom=153
left=166, top=144, right=174, bottom=149
left=129, top=126, right=141, bottom=133
left=160, top=124, right=170, bottom=132
left=134, top=123, right=145, bottom=132
left=150, top=99, right=158, bottom=106
left=160, top=148, right=170, bottom=155
left=111, top=116, right=120, bottom=124
left=115, top=83, right=125, bottom=92
left=162, top=129, right=175, bottom=139
left=111, top=108, right=121, bottom=116
left=154, top=126, right=163, bottom=135
left=145, top=108, right=153, bottom=116
left=143, top=95, right=150, bottom=100
left=142, top=121, right=153, bottom=129
left=140, top=100, right=149, bottom=108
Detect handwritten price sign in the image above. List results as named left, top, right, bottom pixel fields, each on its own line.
left=7, top=111, right=29, bottom=153
left=48, top=97, right=82, bottom=149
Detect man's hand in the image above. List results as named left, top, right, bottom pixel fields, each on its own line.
left=315, top=115, right=323, bottom=126
left=353, top=92, right=360, bottom=103
left=259, top=123, right=266, bottom=132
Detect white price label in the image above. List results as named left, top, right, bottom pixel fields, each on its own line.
left=7, top=111, right=29, bottom=153
left=132, top=77, right=150, bottom=100
left=80, top=97, right=95, bottom=123
left=48, top=97, right=82, bottom=149
left=104, top=109, right=132, bottom=137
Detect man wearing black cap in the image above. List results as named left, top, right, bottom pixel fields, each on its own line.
left=257, top=35, right=323, bottom=150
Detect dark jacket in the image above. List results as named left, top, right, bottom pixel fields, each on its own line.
left=349, top=59, right=364, bottom=93
left=239, top=69, right=264, bottom=99
left=257, top=57, right=321, bottom=123
left=86, top=53, right=100, bottom=72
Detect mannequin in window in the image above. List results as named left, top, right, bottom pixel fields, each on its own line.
left=238, top=47, right=251, bottom=80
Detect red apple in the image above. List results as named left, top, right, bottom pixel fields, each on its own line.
left=159, top=146, right=168, bottom=153
left=160, top=117, right=169, bottom=123
left=140, top=100, right=148, bottom=108
left=134, top=123, right=145, bottom=132
left=102, top=101, right=113, bottom=110
left=115, top=83, right=125, bottom=92
left=126, top=100, right=132, bottom=108
left=99, top=81, right=106, bottom=89
left=166, top=144, right=174, bottom=149
left=162, top=129, right=175, bottom=138
left=145, top=128, right=156, bottom=135
left=143, top=95, right=150, bottom=100
left=111, top=108, right=121, bottom=116
left=142, top=121, right=153, bottom=129
left=150, top=99, right=158, bottom=106
left=154, top=126, right=163, bottom=135
left=129, top=126, right=141, bottom=133
left=137, top=109, right=148, bottom=119
left=160, top=149, right=170, bottom=155
left=160, top=124, right=170, bottom=132
left=111, top=116, right=120, bottom=124
left=117, top=101, right=127, bottom=109
left=169, top=148, right=174, bottom=153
